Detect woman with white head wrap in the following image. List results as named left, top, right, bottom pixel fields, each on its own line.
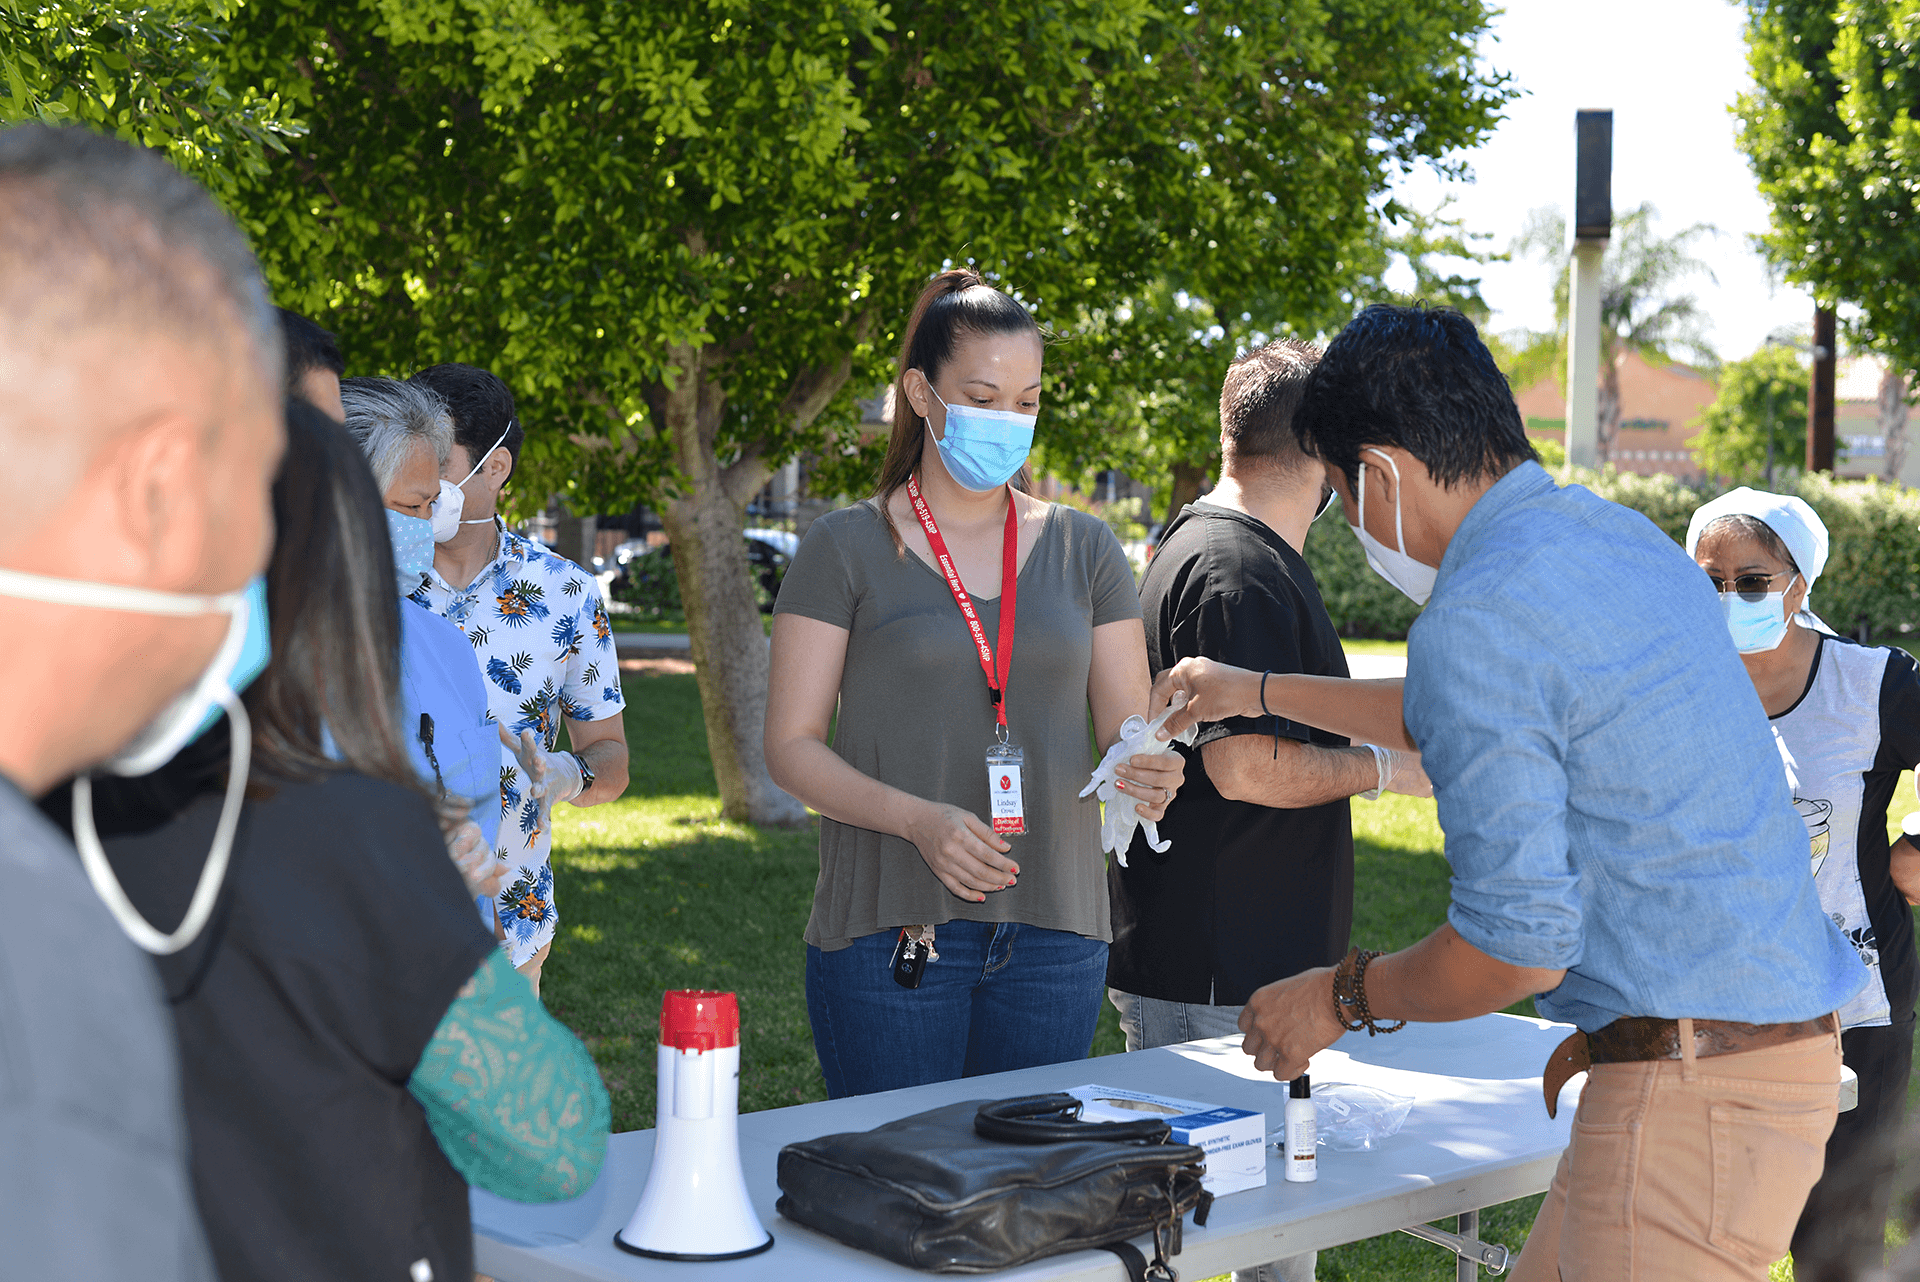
left=1688, top=487, right=1920, bottom=1275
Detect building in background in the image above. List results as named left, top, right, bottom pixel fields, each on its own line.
left=1512, top=350, right=1717, bottom=482
left=1831, top=354, right=1917, bottom=487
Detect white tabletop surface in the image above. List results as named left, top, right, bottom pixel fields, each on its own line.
left=474, top=1012, right=1582, bottom=1282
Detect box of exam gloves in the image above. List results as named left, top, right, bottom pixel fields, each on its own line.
left=1064, top=1085, right=1267, bottom=1195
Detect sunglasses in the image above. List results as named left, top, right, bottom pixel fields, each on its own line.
left=1313, top=486, right=1337, bottom=522
left=1706, top=570, right=1796, bottom=603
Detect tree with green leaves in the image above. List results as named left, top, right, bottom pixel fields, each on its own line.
left=1510, top=203, right=1718, bottom=464
left=220, top=0, right=1514, bottom=825
left=1736, top=0, right=1920, bottom=382
left=1687, top=343, right=1812, bottom=484
left=1036, top=209, right=1498, bottom=527
left=0, top=0, right=301, bottom=198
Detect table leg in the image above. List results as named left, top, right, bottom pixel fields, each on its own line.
left=1396, top=1212, right=1510, bottom=1277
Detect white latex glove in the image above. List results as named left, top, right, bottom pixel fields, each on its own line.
left=1080, top=692, right=1196, bottom=866
left=498, top=725, right=587, bottom=831
left=447, top=820, right=503, bottom=900
left=1359, top=744, right=1432, bottom=799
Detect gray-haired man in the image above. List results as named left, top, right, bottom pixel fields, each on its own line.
left=0, top=123, right=285, bottom=1279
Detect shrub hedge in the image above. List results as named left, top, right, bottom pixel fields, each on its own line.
left=1301, top=467, right=1920, bottom=640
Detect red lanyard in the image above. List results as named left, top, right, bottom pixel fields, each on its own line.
left=907, top=474, right=1018, bottom=731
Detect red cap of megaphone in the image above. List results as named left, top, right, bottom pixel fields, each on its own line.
left=659, top=990, right=739, bottom=1051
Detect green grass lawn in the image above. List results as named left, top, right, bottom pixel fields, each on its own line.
left=542, top=662, right=1906, bottom=1280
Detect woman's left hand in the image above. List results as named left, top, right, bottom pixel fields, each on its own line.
left=1115, top=750, right=1185, bottom=823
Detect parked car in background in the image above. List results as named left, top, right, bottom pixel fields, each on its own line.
left=609, top=529, right=793, bottom=617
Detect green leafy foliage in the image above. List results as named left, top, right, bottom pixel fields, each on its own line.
left=211, top=0, right=1516, bottom=517
left=1687, top=344, right=1812, bottom=483
left=1306, top=465, right=1920, bottom=639
left=1039, top=209, right=1503, bottom=524
left=0, top=0, right=304, bottom=199
left=1737, top=0, right=1920, bottom=377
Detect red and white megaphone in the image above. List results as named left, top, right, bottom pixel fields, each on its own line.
left=614, top=990, right=774, bottom=1261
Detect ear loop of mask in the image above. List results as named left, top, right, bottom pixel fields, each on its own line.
left=456, top=423, right=514, bottom=526
left=72, top=689, right=251, bottom=955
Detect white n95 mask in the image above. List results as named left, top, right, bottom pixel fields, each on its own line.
left=0, top=566, right=269, bottom=954
left=433, top=423, right=514, bottom=542
left=1350, top=448, right=1437, bottom=606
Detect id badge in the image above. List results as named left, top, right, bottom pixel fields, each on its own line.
left=986, top=741, right=1026, bottom=836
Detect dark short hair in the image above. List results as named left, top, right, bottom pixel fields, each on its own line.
left=1295, top=304, right=1537, bottom=491
left=278, top=307, right=344, bottom=392
left=0, top=123, right=280, bottom=383
left=408, top=363, right=523, bottom=481
left=1219, top=340, right=1320, bottom=469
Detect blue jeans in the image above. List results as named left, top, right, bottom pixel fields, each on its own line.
left=806, top=920, right=1108, bottom=1099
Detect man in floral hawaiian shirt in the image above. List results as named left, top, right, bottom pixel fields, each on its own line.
left=407, top=364, right=629, bottom=997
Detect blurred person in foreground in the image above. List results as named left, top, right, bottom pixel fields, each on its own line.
left=406, top=363, right=629, bottom=997
left=343, top=375, right=506, bottom=919
left=1155, top=304, right=1864, bottom=1282
left=277, top=306, right=345, bottom=420
left=47, top=401, right=610, bottom=1281
left=0, top=122, right=285, bottom=1279
left=1107, top=339, right=1430, bottom=1282
left=1686, top=489, right=1920, bottom=1281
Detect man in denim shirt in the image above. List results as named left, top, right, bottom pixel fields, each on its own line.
left=1157, top=305, right=1865, bottom=1281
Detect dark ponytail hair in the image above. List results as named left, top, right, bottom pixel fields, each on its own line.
left=873, top=269, right=1042, bottom=540
left=245, top=399, right=423, bottom=794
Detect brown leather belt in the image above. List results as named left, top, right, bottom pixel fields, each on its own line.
left=1541, top=1013, right=1838, bottom=1118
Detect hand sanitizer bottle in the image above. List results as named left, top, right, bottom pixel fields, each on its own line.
left=1284, top=1075, right=1317, bottom=1183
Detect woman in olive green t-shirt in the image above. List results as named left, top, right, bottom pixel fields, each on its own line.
left=766, top=269, right=1185, bottom=1098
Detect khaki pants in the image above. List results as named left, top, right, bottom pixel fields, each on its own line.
left=1512, top=1021, right=1841, bottom=1282
left=516, top=941, right=553, bottom=1000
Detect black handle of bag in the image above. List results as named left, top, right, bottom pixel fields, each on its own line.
left=974, top=1093, right=1173, bottom=1145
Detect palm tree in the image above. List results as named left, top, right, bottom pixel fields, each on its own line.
left=1511, top=204, right=1719, bottom=463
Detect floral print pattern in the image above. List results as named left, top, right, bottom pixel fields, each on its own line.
left=410, top=522, right=624, bottom=964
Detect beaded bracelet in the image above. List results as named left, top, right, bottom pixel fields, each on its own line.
left=1331, top=946, right=1407, bottom=1037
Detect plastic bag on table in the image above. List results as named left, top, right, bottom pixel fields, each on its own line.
left=1079, top=693, right=1196, bottom=866
left=1267, top=1083, right=1414, bottom=1153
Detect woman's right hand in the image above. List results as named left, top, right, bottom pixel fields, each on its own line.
left=905, top=802, right=1020, bottom=903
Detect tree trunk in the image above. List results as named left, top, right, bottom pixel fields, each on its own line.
left=1165, top=457, right=1211, bottom=526
left=1596, top=353, right=1624, bottom=465
left=650, top=338, right=853, bottom=828
left=1880, top=365, right=1910, bottom=483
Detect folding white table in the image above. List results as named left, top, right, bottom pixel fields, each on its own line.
left=473, top=1011, right=1605, bottom=1281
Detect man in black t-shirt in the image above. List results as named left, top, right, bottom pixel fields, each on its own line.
left=1107, top=340, right=1428, bottom=1282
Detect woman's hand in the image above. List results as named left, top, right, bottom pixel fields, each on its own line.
left=1150, top=658, right=1267, bottom=741
left=447, top=820, right=504, bottom=901
left=1114, top=750, right=1185, bottom=822
left=905, top=801, right=1020, bottom=903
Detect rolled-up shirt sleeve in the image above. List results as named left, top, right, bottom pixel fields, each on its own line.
left=1407, top=602, right=1586, bottom=971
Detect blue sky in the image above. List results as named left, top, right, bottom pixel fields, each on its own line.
left=1386, top=0, right=1815, bottom=363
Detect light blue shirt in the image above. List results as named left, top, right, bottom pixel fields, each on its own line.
left=1405, top=462, right=1865, bottom=1032
left=400, top=600, right=500, bottom=852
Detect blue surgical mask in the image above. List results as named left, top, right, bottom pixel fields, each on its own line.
left=927, top=388, right=1036, bottom=492
left=1721, top=579, right=1796, bottom=654
left=387, top=508, right=435, bottom=591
